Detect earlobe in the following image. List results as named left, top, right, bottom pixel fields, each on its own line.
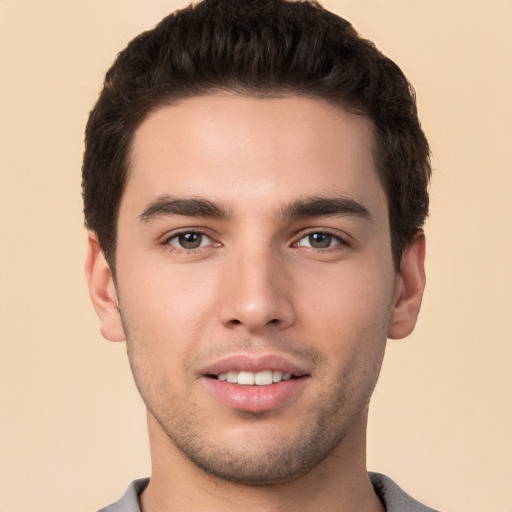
left=85, top=232, right=126, bottom=342
left=388, top=231, right=426, bottom=340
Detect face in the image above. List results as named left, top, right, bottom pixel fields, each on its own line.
left=88, top=95, right=424, bottom=484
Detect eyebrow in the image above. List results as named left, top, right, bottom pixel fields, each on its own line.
left=139, top=194, right=372, bottom=223
left=280, top=196, right=372, bottom=222
left=139, top=195, right=229, bottom=222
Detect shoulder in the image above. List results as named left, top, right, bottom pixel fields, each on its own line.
left=369, top=472, right=440, bottom=512
left=97, top=478, right=149, bottom=512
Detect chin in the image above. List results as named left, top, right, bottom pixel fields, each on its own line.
left=152, top=404, right=356, bottom=486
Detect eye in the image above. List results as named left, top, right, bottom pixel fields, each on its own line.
left=296, top=232, right=343, bottom=249
left=167, top=231, right=212, bottom=250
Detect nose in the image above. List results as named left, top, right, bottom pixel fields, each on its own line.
left=218, top=246, right=296, bottom=334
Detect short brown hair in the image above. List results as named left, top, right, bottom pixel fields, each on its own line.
left=82, top=0, right=430, bottom=270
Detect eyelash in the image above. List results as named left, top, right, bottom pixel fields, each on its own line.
left=163, top=230, right=217, bottom=253
left=162, top=228, right=350, bottom=254
left=294, top=231, right=349, bottom=250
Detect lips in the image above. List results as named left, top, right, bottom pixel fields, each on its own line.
left=200, top=354, right=310, bottom=412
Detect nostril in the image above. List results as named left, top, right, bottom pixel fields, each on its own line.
left=228, top=318, right=279, bottom=327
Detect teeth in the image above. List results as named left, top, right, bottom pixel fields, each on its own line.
left=216, top=370, right=294, bottom=386
left=226, top=371, right=238, bottom=383
left=272, top=371, right=283, bottom=383
left=238, top=371, right=255, bottom=385
left=255, top=370, right=273, bottom=385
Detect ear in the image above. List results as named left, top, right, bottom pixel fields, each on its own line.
left=388, top=231, right=426, bottom=340
left=85, top=232, right=126, bottom=342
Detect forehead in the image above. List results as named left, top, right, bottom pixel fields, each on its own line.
left=124, top=94, right=385, bottom=217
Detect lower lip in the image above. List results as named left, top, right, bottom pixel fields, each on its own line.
left=202, top=377, right=309, bottom=413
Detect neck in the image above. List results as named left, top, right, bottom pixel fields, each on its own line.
left=141, top=408, right=384, bottom=512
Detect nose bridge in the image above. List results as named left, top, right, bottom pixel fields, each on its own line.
left=219, top=237, right=295, bottom=332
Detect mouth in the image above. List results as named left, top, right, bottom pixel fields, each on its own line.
left=210, top=370, right=298, bottom=386
left=201, top=355, right=310, bottom=412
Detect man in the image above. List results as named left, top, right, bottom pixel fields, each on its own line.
left=83, top=0, right=436, bottom=510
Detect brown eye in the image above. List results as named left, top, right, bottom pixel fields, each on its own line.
left=169, top=232, right=209, bottom=249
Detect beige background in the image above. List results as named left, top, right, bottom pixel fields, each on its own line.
left=1, top=1, right=511, bottom=511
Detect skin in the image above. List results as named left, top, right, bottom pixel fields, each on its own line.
left=86, top=95, right=426, bottom=512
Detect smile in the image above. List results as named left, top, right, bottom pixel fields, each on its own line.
left=201, top=355, right=309, bottom=411
left=215, top=370, right=294, bottom=386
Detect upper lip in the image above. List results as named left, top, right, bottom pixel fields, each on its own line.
left=199, top=354, right=309, bottom=377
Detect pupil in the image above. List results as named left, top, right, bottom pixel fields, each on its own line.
left=179, top=232, right=201, bottom=249
left=309, top=233, right=331, bottom=248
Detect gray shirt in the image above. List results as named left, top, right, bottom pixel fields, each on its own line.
left=98, top=473, right=439, bottom=511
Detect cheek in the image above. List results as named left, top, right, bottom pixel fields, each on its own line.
left=119, top=256, right=217, bottom=319
left=298, top=262, right=394, bottom=356
left=116, top=263, right=215, bottom=362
